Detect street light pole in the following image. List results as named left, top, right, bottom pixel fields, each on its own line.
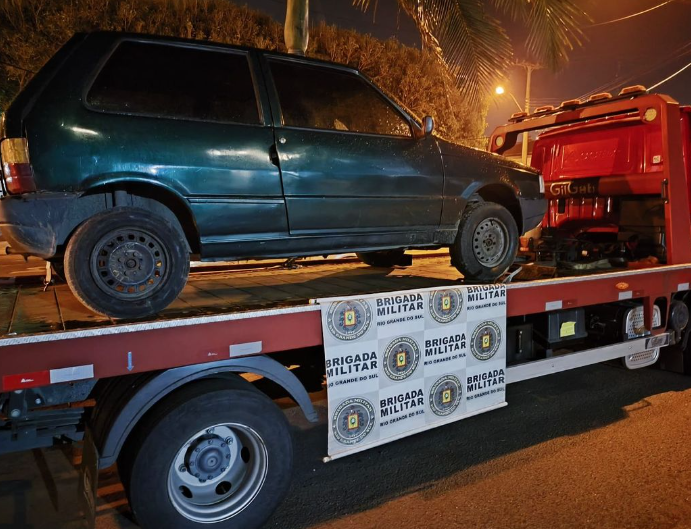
left=496, top=87, right=523, bottom=113
left=521, top=64, right=533, bottom=165
left=515, top=61, right=543, bottom=166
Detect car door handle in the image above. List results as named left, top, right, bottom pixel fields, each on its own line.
left=269, top=144, right=280, bottom=167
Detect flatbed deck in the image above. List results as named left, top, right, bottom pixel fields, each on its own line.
left=2, top=250, right=689, bottom=339
left=1, top=248, right=681, bottom=338
left=0, top=252, right=462, bottom=338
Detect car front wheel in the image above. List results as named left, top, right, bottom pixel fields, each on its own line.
left=64, top=207, right=189, bottom=319
left=450, top=201, right=518, bottom=281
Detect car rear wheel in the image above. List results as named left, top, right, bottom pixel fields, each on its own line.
left=64, top=207, right=189, bottom=319
left=119, top=379, right=293, bottom=529
left=357, top=249, right=406, bottom=268
left=450, top=201, right=518, bottom=281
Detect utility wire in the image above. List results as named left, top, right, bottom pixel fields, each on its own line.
left=500, top=40, right=691, bottom=111
left=648, top=59, right=691, bottom=90
left=587, top=0, right=676, bottom=27
left=523, top=41, right=691, bottom=111
left=573, top=40, right=691, bottom=101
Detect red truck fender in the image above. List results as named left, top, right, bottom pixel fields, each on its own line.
left=90, top=354, right=318, bottom=469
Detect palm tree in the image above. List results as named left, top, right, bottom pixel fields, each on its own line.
left=310, top=0, right=589, bottom=105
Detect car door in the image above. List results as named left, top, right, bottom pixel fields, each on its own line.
left=262, top=55, right=444, bottom=238
left=79, top=40, right=287, bottom=259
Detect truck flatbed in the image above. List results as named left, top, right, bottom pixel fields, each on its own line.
left=2, top=251, right=682, bottom=339
left=0, top=252, right=462, bottom=338
left=1, top=248, right=687, bottom=395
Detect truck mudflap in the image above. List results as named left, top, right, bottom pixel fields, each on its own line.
left=78, top=427, right=98, bottom=529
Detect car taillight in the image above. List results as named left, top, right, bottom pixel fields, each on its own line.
left=1, top=138, right=36, bottom=194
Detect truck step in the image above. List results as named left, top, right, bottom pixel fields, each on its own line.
left=624, top=348, right=660, bottom=369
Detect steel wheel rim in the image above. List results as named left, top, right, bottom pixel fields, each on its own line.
left=473, top=217, right=509, bottom=266
left=167, top=423, right=269, bottom=523
left=90, top=228, right=168, bottom=300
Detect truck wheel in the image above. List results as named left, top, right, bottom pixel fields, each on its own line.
left=120, top=379, right=293, bottom=529
left=357, top=249, right=406, bottom=267
left=450, top=202, right=518, bottom=281
left=64, top=207, right=189, bottom=319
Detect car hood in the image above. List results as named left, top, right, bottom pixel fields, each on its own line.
left=436, top=137, right=539, bottom=176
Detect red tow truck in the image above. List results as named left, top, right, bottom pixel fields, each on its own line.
left=2, top=88, right=691, bottom=529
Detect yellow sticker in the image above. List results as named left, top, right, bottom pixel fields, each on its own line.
left=344, top=309, right=356, bottom=327
left=560, top=321, right=576, bottom=338
left=348, top=413, right=359, bottom=430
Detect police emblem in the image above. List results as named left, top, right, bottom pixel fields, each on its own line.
left=326, top=299, right=373, bottom=341
left=383, top=336, right=421, bottom=381
left=429, top=289, right=463, bottom=324
left=429, top=375, right=463, bottom=416
left=470, top=321, right=502, bottom=361
left=332, top=397, right=376, bottom=445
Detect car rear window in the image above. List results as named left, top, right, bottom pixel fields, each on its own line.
left=87, top=41, right=260, bottom=124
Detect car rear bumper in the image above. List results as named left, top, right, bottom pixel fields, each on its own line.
left=519, top=197, right=547, bottom=233
left=0, top=193, right=79, bottom=258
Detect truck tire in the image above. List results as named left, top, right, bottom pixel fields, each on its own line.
left=64, top=207, right=189, bottom=319
left=120, top=379, right=293, bottom=529
left=357, top=249, right=406, bottom=267
left=450, top=201, right=518, bottom=282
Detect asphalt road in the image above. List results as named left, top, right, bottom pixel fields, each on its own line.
left=1, top=363, right=691, bottom=529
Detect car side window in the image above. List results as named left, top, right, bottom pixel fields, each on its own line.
left=87, top=41, right=260, bottom=124
left=269, top=59, right=411, bottom=137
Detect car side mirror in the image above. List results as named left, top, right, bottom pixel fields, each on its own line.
left=423, top=115, right=434, bottom=137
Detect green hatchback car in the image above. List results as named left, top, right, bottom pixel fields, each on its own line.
left=0, top=32, right=546, bottom=318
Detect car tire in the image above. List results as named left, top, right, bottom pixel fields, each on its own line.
left=450, top=201, right=518, bottom=281
left=64, top=207, right=189, bottom=319
left=357, top=249, right=406, bottom=268
left=119, top=379, right=293, bottom=529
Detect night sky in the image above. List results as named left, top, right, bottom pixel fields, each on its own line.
left=246, top=0, right=691, bottom=134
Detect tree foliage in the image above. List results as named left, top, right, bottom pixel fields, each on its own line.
left=0, top=0, right=487, bottom=146
left=354, top=0, right=589, bottom=104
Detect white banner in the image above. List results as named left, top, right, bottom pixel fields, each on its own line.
left=318, top=284, right=508, bottom=460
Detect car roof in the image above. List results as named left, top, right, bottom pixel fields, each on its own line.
left=81, top=31, right=362, bottom=75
